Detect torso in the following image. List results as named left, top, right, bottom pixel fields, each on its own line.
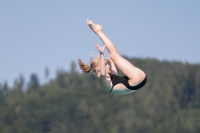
left=104, top=74, right=136, bottom=95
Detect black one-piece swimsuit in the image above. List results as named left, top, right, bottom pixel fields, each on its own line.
left=109, top=74, right=147, bottom=93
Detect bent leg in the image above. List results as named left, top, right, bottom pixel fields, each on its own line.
left=87, top=20, right=146, bottom=86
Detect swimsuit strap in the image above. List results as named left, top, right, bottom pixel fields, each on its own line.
left=109, top=87, right=114, bottom=92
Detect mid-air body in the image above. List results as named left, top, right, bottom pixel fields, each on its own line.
left=78, top=19, right=147, bottom=95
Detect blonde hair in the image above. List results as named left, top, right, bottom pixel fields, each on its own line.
left=78, top=54, right=100, bottom=74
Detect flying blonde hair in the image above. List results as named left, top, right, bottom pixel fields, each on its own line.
left=78, top=53, right=100, bottom=74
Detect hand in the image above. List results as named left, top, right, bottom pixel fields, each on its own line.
left=95, top=43, right=105, bottom=54
left=105, top=55, right=113, bottom=63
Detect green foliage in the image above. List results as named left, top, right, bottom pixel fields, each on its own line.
left=0, top=58, right=200, bottom=133
left=27, top=74, right=40, bottom=93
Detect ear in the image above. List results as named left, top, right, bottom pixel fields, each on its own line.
left=96, top=66, right=100, bottom=71
left=95, top=68, right=99, bottom=72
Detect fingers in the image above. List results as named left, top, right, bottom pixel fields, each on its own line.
left=94, top=43, right=100, bottom=50
left=94, top=43, right=100, bottom=46
left=94, top=43, right=99, bottom=47
left=94, top=43, right=98, bottom=47
left=94, top=43, right=106, bottom=54
left=94, top=43, right=105, bottom=49
left=94, top=43, right=101, bottom=50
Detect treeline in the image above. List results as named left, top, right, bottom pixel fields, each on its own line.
left=0, top=57, right=200, bottom=133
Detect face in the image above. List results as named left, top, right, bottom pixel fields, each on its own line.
left=94, top=60, right=110, bottom=75
left=105, top=60, right=111, bottom=74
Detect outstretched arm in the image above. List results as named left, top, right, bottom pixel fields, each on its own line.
left=95, top=43, right=106, bottom=76
left=95, top=43, right=111, bottom=91
left=95, top=43, right=107, bottom=85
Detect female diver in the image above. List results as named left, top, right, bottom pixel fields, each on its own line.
left=78, top=19, right=147, bottom=95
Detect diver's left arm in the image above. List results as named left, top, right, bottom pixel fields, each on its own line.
left=110, top=59, right=118, bottom=75
left=106, top=56, right=118, bottom=75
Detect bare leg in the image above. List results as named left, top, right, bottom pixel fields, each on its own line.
left=87, top=19, right=146, bottom=86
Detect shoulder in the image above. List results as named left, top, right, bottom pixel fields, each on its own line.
left=98, top=74, right=112, bottom=91
left=98, top=74, right=110, bottom=84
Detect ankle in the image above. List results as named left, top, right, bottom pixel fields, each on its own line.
left=95, top=30, right=103, bottom=35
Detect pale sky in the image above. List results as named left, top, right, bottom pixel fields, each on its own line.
left=0, top=0, right=200, bottom=87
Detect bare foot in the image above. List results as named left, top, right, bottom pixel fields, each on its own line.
left=86, top=19, right=102, bottom=33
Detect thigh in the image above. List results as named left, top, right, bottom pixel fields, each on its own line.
left=110, top=53, right=146, bottom=86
